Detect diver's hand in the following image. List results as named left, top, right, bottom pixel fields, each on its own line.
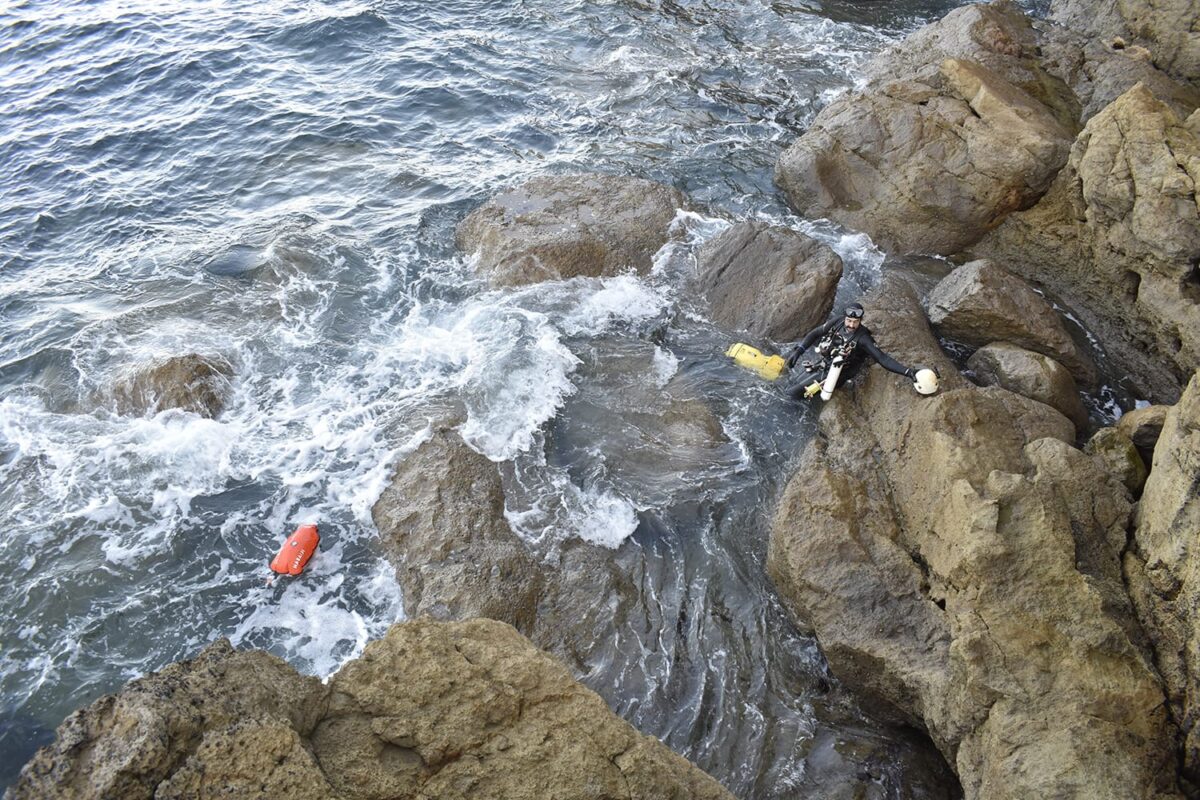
left=904, top=367, right=916, bottom=379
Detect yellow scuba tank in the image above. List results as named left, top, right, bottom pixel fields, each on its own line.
left=725, top=343, right=786, bottom=381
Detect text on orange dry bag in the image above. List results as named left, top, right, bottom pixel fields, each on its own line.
left=269, top=524, right=320, bottom=576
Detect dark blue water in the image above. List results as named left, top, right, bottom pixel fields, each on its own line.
left=0, top=0, right=1008, bottom=794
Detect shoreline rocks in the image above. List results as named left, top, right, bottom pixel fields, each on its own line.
left=8, top=620, right=734, bottom=800
left=767, top=274, right=1180, bottom=799
left=967, top=342, right=1088, bottom=431
left=108, top=354, right=234, bottom=419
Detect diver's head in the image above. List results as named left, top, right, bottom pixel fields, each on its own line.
left=843, top=302, right=864, bottom=330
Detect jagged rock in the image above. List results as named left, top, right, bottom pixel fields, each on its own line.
left=696, top=221, right=843, bottom=342
left=767, top=273, right=1180, bottom=800
left=971, top=84, right=1200, bottom=401
left=1085, top=426, right=1149, bottom=495
left=9, top=621, right=734, bottom=800
left=775, top=3, right=1075, bottom=255
left=1125, top=371, right=1200, bottom=790
left=455, top=174, right=685, bottom=287
left=1038, top=27, right=1200, bottom=121
left=926, top=260, right=1096, bottom=386
left=7, top=639, right=328, bottom=800
left=109, top=354, right=234, bottom=419
left=371, top=428, right=635, bottom=671
left=1051, top=0, right=1200, bottom=85
left=967, top=342, right=1088, bottom=430
left=1117, top=403, right=1171, bottom=463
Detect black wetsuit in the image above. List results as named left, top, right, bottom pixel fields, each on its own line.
left=787, top=318, right=912, bottom=396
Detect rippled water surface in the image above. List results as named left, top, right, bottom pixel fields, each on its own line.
left=1, top=0, right=1034, bottom=793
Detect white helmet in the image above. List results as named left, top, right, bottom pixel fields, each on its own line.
left=913, top=368, right=939, bottom=395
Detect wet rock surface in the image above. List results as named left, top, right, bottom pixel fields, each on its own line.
left=971, top=84, right=1200, bottom=401
left=455, top=174, right=686, bottom=287
left=775, top=2, right=1075, bottom=255
left=1125, top=371, right=1200, bottom=791
left=371, top=427, right=634, bottom=672
left=767, top=274, right=1180, bottom=800
left=108, top=354, right=234, bottom=419
left=926, top=260, right=1096, bottom=386
left=696, top=221, right=842, bottom=343
left=967, top=341, right=1087, bottom=431
left=8, top=620, right=734, bottom=800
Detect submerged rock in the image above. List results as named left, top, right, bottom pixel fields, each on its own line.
left=967, top=342, right=1088, bottom=431
left=926, top=259, right=1096, bottom=386
left=767, top=274, right=1180, bottom=800
left=9, top=620, right=734, bottom=800
left=775, top=2, right=1075, bottom=255
left=971, top=84, right=1200, bottom=401
left=109, top=354, right=234, bottom=419
left=455, top=174, right=686, bottom=287
left=1125, top=371, right=1200, bottom=791
left=696, top=221, right=842, bottom=343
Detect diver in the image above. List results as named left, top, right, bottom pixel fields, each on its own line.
left=785, top=303, right=932, bottom=400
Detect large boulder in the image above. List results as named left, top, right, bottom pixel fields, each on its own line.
left=9, top=620, right=734, bottom=800
left=926, top=260, right=1096, bottom=386
left=1050, top=0, right=1200, bottom=85
left=696, top=221, right=842, bottom=343
left=371, top=428, right=635, bottom=671
left=775, top=3, right=1076, bottom=255
left=967, top=342, right=1088, bottom=430
left=1124, top=371, right=1200, bottom=790
left=109, top=354, right=234, bottom=419
left=456, top=174, right=686, bottom=287
left=767, top=273, right=1180, bottom=799
left=971, top=84, right=1200, bottom=401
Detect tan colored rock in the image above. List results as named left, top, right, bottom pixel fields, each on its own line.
left=314, top=619, right=733, bottom=800
left=697, top=221, right=842, bottom=342
left=7, top=639, right=328, bottom=800
left=775, top=3, right=1075, bottom=256
left=456, top=174, right=685, bottom=287
left=109, top=354, right=234, bottom=419
left=1125, top=371, right=1200, bottom=788
left=1085, top=426, right=1149, bottom=495
left=967, top=342, right=1088, bottom=430
left=1118, top=403, right=1171, bottom=463
left=768, top=274, right=1180, bottom=799
left=972, top=84, right=1200, bottom=401
left=926, top=260, right=1096, bottom=386
left=9, top=621, right=734, bottom=800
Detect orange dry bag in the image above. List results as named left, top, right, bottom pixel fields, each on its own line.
left=269, top=524, right=320, bottom=576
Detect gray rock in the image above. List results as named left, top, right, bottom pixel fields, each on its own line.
left=109, top=354, right=234, bottom=419
left=971, top=84, right=1200, bottom=401
left=926, top=260, right=1096, bottom=386
left=371, top=428, right=635, bottom=672
left=697, top=221, right=843, bottom=342
left=1085, top=426, right=1149, bottom=495
left=768, top=273, right=1178, bottom=799
left=456, top=174, right=686, bottom=287
left=967, top=342, right=1088, bottom=430
left=9, top=621, right=735, bottom=800
left=775, top=3, right=1075, bottom=256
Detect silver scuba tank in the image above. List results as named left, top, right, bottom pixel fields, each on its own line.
left=820, top=355, right=845, bottom=400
